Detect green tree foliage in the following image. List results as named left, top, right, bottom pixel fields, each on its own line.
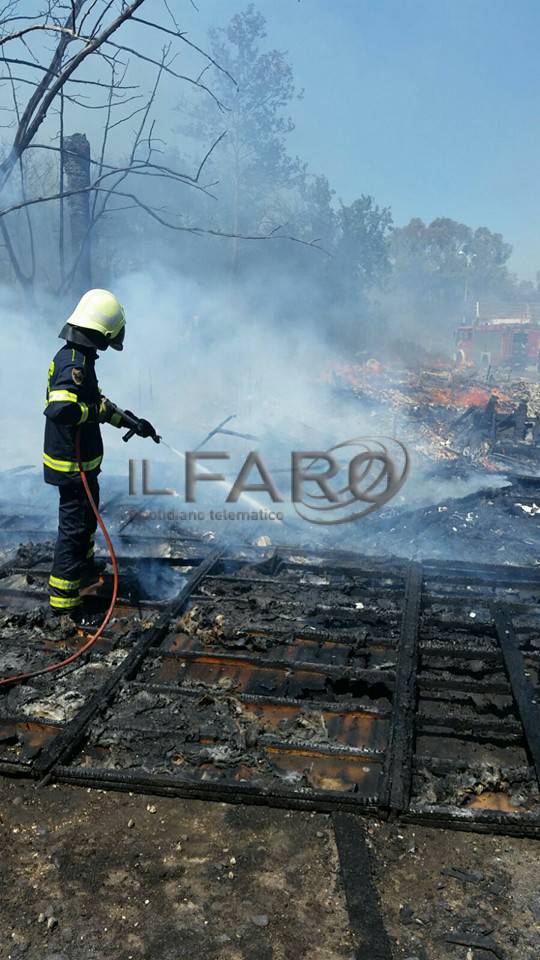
left=389, top=217, right=515, bottom=327
left=335, top=196, right=393, bottom=297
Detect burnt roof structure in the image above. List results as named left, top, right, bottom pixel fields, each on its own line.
left=1, top=539, right=540, bottom=838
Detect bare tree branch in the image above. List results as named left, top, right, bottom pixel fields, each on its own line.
left=0, top=183, right=327, bottom=255
left=91, top=53, right=117, bottom=220
left=0, top=59, right=138, bottom=88
left=0, top=0, right=147, bottom=192
left=131, top=14, right=237, bottom=87
left=0, top=2, right=322, bottom=300
left=103, top=40, right=228, bottom=111
left=0, top=21, right=86, bottom=48
left=25, top=142, right=222, bottom=195
left=58, top=82, right=65, bottom=284
left=0, top=56, right=35, bottom=286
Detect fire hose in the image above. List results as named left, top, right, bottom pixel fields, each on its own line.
left=0, top=427, right=121, bottom=687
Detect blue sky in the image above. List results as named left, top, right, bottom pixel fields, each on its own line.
left=181, top=0, right=540, bottom=280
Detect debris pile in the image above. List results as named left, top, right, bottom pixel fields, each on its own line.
left=327, top=359, right=540, bottom=472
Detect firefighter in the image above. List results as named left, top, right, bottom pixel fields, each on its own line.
left=44, top=289, right=157, bottom=619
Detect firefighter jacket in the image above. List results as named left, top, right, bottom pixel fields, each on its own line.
left=43, top=342, right=122, bottom=485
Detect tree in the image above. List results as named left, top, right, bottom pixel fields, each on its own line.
left=317, top=196, right=391, bottom=349
left=335, top=196, right=393, bottom=301
left=389, top=217, right=514, bottom=330
left=178, top=4, right=306, bottom=280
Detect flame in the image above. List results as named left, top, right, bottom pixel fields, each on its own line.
left=427, top=385, right=512, bottom=410
left=323, top=362, right=513, bottom=412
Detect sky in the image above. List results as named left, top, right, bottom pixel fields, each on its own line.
left=174, top=0, right=540, bottom=281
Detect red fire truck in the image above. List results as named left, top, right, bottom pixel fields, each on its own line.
left=455, top=317, right=540, bottom=369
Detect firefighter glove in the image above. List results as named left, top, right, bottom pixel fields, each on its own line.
left=124, top=410, right=158, bottom=439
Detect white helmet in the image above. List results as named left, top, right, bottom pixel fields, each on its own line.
left=61, top=289, right=126, bottom=350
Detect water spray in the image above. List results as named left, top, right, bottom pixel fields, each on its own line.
left=159, top=435, right=284, bottom=523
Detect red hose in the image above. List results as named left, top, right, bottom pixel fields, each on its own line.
left=0, top=429, right=119, bottom=687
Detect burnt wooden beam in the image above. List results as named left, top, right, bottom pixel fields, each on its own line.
left=333, top=812, right=393, bottom=960
left=493, top=605, right=540, bottom=787
left=384, top=560, right=422, bottom=811
left=33, top=549, right=223, bottom=780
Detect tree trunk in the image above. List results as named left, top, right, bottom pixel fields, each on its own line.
left=62, top=133, right=92, bottom=295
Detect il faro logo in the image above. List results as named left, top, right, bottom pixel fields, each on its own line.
left=129, top=437, right=409, bottom=526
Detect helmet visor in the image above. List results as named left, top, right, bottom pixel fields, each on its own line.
left=109, top=325, right=125, bottom=351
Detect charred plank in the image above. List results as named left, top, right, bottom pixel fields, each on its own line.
left=493, top=605, right=540, bottom=787
left=385, top=561, right=422, bottom=810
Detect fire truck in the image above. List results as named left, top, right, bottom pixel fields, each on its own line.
left=455, top=311, right=540, bottom=369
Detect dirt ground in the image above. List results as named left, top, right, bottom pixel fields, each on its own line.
left=0, top=778, right=539, bottom=960
left=369, top=819, right=540, bottom=960
left=0, top=779, right=353, bottom=960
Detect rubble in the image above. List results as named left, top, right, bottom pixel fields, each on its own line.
left=328, top=358, right=540, bottom=473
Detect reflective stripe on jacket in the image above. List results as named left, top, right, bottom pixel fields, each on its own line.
left=43, top=343, right=103, bottom=485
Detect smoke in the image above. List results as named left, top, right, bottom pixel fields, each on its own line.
left=0, top=266, right=374, bottom=528
left=0, top=264, right=515, bottom=560
left=97, top=264, right=381, bottom=466
left=0, top=286, right=58, bottom=465
left=0, top=3, right=535, bottom=575
left=0, top=268, right=323, bottom=460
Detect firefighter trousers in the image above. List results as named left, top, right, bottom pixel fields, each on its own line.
left=49, top=474, right=99, bottom=611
